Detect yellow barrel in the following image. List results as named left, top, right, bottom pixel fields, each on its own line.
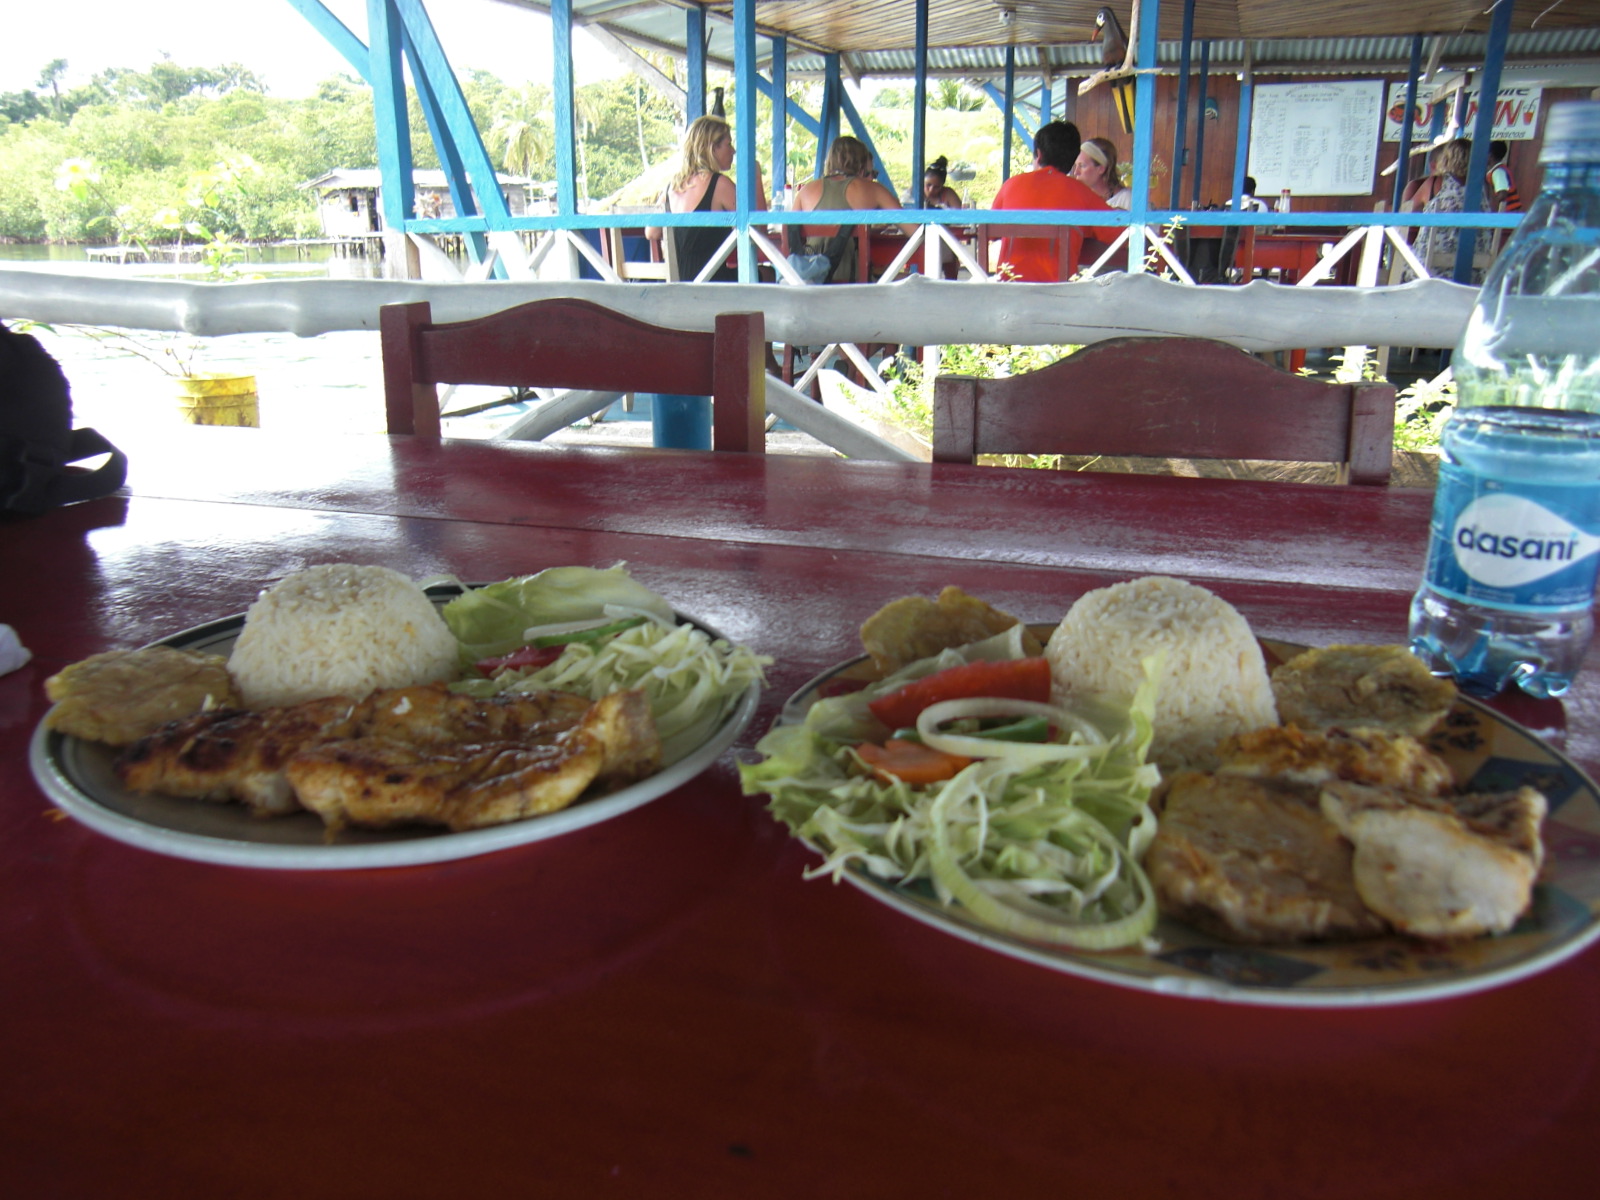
left=175, top=374, right=260, bottom=427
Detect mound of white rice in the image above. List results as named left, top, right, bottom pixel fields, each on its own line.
left=1044, top=576, right=1278, bottom=770
left=229, top=564, right=461, bottom=709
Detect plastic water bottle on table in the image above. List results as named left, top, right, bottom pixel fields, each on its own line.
left=1409, top=100, right=1600, bottom=698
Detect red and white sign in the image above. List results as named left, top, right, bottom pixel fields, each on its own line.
left=1383, top=82, right=1542, bottom=141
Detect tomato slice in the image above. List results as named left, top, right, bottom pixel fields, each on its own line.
left=475, top=644, right=565, bottom=676
left=856, top=739, right=974, bottom=785
left=866, top=657, right=1052, bottom=731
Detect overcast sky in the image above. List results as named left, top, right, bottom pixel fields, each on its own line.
left=2, top=0, right=625, bottom=98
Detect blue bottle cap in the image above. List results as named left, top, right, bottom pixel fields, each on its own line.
left=1540, top=100, right=1600, bottom=164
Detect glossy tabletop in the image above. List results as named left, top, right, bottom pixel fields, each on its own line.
left=4, top=426, right=1597, bottom=1198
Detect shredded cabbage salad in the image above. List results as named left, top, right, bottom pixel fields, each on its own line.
left=439, top=566, right=770, bottom=764
left=739, top=631, right=1163, bottom=950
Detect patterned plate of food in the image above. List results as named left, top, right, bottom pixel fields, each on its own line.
left=31, top=567, right=765, bottom=870
left=742, top=581, right=1600, bottom=1007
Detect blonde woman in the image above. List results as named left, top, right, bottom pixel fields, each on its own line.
left=651, top=115, right=766, bottom=281
left=1072, top=137, right=1131, bottom=210
left=1406, top=138, right=1473, bottom=275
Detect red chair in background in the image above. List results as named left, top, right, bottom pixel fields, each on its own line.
left=974, top=222, right=1081, bottom=281
left=380, top=298, right=766, bottom=452
left=932, top=335, right=1396, bottom=485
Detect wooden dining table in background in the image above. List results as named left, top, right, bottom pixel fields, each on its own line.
left=4, top=426, right=1597, bottom=1198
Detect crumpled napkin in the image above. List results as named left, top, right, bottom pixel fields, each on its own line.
left=0, top=625, right=31, bottom=677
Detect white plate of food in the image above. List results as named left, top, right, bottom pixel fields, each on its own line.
left=746, top=582, right=1600, bottom=1007
left=31, top=572, right=763, bottom=870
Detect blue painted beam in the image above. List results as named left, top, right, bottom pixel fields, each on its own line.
left=367, top=0, right=413, bottom=233
left=752, top=73, right=821, bottom=140
left=838, top=84, right=896, bottom=197
left=401, top=24, right=493, bottom=268
left=392, top=0, right=510, bottom=225
left=981, top=83, right=1034, bottom=152
left=284, top=0, right=370, bottom=79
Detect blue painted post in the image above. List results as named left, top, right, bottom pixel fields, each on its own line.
left=1171, top=0, right=1195, bottom=208
left=1455, top=0, right=1513, bottom=283
left=1003, top=47, right=1017, bottom=180
left=1191, top=40, right=1210, bottom=208
left=733, top=0, right=757, bottom=281
left=686, top=8, right=706, bottom=121
left=1231, top=73, right=1252, bottom=211
left=1127, top=0, right=1162, bottom=271
left=1393, top=35, right=1424, bottom=210
left=913, top=0, right=929, bottom=202
left=551, top=0, right=577, bottom=217
left=650, top=394, right=712, bottom=449
left=771, top=38, right=788, bottom=204
left=368, top=0, right=414, bottom=235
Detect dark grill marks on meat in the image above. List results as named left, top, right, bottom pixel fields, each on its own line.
left=115, top=684, right=661, bottom=830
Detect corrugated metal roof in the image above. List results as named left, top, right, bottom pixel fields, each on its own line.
left=525, top=0, right=1600, bottom=72
left=782, top=29, right=1600, bottom=80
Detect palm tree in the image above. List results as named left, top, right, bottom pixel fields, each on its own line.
left=488, top=86, right=552, bottom=179
left=36, top=59, right=67, bottom=118
left=931, top=79, right=985, bottom=112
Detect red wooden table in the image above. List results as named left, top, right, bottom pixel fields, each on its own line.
left=4, top=427, right=1597, bottom=1198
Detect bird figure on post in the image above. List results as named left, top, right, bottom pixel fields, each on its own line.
left=1092, top=7, right=1130, bottom=70
left=1081, top=5, right=1139, bottom=130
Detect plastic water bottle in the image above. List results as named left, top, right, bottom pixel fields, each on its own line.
left=1409, top=100, right=1600, bottom=699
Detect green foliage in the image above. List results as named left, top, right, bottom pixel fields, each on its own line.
left=876, top=343, right=1077, bottom=468
left=1394, top=372, right=1455, bottom=453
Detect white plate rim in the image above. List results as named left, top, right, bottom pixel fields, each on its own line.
left=30, top=590, right=759, bottom=871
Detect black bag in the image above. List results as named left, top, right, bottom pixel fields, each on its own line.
left=1, top=324, right=127, bottom=515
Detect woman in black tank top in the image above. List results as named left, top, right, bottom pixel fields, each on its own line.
left=653, top=115, right=766, bottom=282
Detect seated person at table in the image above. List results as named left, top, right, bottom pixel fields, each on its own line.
left=1236, top=175, right=1271, bottom=212
left=1071, top=137, right=1131, bottom=210
left=915, top=156, right=964, bottom=209
left=648, top=115, right=766, bottom=282
left=989, top=120, right=1109, bottom=282
left=792, top=136, right=913, bottom=283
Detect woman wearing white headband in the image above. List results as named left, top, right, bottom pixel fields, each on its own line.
left=1072, top=137, right=1131, bottom=210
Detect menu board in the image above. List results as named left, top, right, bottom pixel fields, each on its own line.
left=1248, top=80, right=1384, bottom=196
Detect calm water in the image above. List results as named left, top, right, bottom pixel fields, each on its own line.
left=1, top=244, right=540, bottom=443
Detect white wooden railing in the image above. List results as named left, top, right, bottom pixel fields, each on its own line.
left=0, top=265, right=1477, bottom=462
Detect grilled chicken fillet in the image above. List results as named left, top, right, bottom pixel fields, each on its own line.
left=1320, top=783, right=1546, bottom=938
left=1216, top=726, right=1454, bottom=796
left=116, top=684, right=660, bottom=829
left=116, top=694, right=370, bottom=816
left=287, top=690, right=659, bottom=832
left=1147, top=771, right=1387, bottom=944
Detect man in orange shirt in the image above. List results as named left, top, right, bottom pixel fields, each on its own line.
left=990, top=121, right=1110, bottom=281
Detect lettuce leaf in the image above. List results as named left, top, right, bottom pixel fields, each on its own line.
left=441, top=564, right=676, bottom=663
